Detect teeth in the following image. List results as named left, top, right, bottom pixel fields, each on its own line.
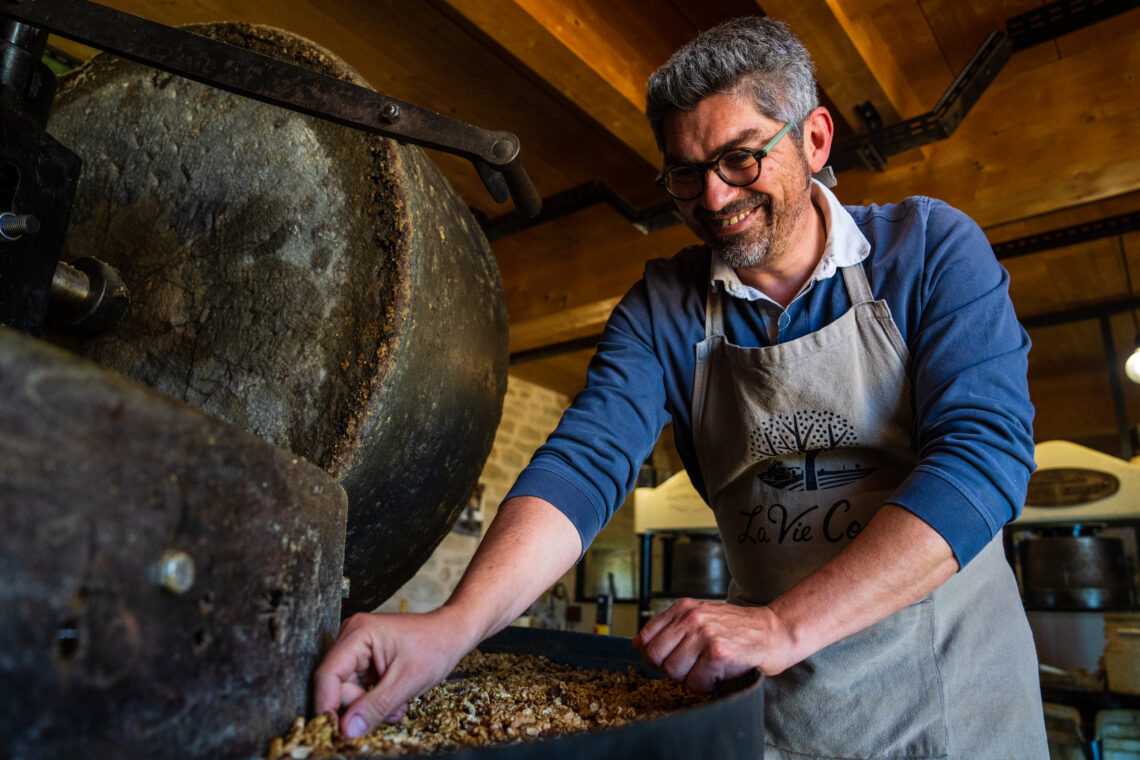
left=721, top=211, right=750, bottom=227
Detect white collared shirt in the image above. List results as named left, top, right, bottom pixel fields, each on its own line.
left=709, top=179, right=871, bottom=343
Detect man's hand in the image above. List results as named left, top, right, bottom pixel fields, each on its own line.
left=632, top=598, right=794, bottom=691
left=313, top=609, right=476, bottom=738
left=633, top=506, right=959, bottom=693
left=312, top=496, right=583, bottom=739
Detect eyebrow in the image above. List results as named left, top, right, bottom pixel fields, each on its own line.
left=663, top=127, right=767, bottom=165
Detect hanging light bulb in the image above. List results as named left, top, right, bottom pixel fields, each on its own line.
left=1124, top=250, right=1140, bottom=384
left=1127, top=340, right=1140, bottom=384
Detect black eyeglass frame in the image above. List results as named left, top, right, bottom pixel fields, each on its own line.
left=654, top=121, right=795, bottom=201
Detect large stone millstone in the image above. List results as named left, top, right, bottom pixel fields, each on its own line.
left=45, top=24, right=509, bottom=614
left=0, top=327, right=347, bottom=760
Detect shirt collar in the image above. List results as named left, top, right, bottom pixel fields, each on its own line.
left=710, top=179, right=871, bottom=303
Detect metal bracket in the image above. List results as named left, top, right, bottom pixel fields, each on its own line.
left=1006, top=0, right=1140, bottom=51
left=828, top=30, right=1014, bottom=172
left=0, top=0, right=541, bottom=216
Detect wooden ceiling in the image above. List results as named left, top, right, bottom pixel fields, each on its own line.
left=49, top=0, right=1140, bottom=457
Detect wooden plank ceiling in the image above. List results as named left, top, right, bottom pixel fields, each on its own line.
left=52, top=0, right=1140, bottom=457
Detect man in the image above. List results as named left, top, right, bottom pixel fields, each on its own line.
left=316, top=17, right=1047, bottom=759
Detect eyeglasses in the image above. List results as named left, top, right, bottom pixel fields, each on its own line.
left=655, top=122, right=794, bottom=201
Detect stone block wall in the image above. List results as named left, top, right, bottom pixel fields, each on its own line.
left=375, top=375, right=571, bottom=613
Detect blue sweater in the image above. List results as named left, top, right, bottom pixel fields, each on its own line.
left=506, top=196, right=1035, bottom=567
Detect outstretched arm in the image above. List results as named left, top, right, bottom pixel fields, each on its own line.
left=314, top=495, right=582, bottom=737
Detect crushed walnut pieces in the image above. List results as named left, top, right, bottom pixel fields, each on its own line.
left=267, top=649, right=712, bottom=758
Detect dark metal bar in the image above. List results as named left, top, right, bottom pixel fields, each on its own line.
left=1099, top=315, right=1132, bottom=459
left=484, top=181, right=678, bottom=242
left=0, top=18, right=80, bottom=334
left=0, top=0, right=541, bottom=215
left=638, top=533, right=652, bottom=631
left=509, top=332, right=604, bottom=366
left=1006, top=0, right=1140, bottom=51
left=993, top=211, right=1140, bottom=260
left=1021, top=298, right=1140, bottom=330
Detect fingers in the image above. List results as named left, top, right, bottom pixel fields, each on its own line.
left=340, top=663, right=414, bottom=738
left=313, top=614, right=382, bottom=715
left=313, top=611, right=472, bottom=740
left=633, top=599, right=764, bottom=692
left=634, top=598, right=700, bottom=670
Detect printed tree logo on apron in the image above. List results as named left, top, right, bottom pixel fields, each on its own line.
left=748, top=410, right=875, bottom=491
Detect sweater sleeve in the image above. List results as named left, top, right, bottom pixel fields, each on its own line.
left=504, top=277, right=672, bottom=552
left=883, top=199, right=1035, bottom=567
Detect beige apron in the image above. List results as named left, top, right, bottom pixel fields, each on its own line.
left=691, top=259, right=1046, bottom=759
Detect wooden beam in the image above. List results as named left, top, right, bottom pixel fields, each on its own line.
left=434, top=0, right=686, bottom=166
left=759, top=0, right=910, bottom=127
left=493, top=202, right=698, bottom=325
left=820, top=0, right=934, bottom=119
left=833, top=10, right=1140, bottom=230
left=509, top=297, right=620, bottom=354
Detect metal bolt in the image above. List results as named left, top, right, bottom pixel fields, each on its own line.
left=381, top=103, right=400, bottom=123
left=0, top=213, right=40, bottom=241
left=491, top=137, right=516, bottom=162
left=150, top=549, right=195, bottom=594
left=341, top=576, right=351, bottom=599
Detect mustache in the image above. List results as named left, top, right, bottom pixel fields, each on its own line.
left=694, top=193, right=771, bottom=222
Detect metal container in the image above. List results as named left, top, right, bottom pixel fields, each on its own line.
left=430, top=626, right=765, bottom=760
left=1021, top=535, right=1133, bottom=610
left=670, top=533, right=730, bottom=598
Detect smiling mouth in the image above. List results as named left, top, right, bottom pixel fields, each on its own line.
left=720, top=208, right=755, bottom=227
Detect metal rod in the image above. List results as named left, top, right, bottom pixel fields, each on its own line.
left=1099, top=315, right=1132, bottom=459
left=0, top=0, right=541, bottom=215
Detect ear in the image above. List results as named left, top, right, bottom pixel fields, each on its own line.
left=802, top=107, right=834, bottom=173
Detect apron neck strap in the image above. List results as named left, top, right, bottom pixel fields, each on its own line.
left=840, top=262, right=873, bottom=305
left=705, top=280, right=725, bottom=337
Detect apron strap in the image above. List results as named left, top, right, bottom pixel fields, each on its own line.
left=705, top=280, right=725, bottom=338
left=840, top=262, right=873, bottom=305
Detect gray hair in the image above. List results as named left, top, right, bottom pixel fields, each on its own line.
left=646, top=17, right=819, bottom=152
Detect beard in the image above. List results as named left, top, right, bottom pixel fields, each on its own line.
left=699, top=194, right=776, bottom=269
left=695, top=152, right=814, bottom=270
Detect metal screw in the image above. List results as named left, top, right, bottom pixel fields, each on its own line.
left=381, top=103, right=400, bottom=123
left=150, top=549, right=195, bottom=594
left=0, top=213, right=41, bottom=241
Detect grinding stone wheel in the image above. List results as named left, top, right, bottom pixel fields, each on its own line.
left=45, top=23, right=510, bottom=614
left=0, top=326, right=347, bottom=760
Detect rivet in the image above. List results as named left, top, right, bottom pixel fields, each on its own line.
left=150, top=549, right=195, bottom=594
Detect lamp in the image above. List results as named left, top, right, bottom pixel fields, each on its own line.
left=1123, top=249, right=1140, bottom=383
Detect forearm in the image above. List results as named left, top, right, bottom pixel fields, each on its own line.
left=439, top=495, right=583, bottom=645
left=767, top=504, right=958, bottom=668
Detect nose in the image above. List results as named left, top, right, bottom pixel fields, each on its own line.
left=697, top=168, right=739, bottom=211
